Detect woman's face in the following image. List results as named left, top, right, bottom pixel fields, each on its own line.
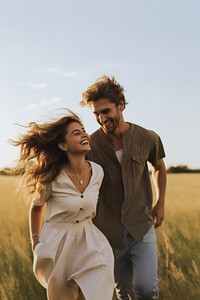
left=59, top=121, right=90, bottom=154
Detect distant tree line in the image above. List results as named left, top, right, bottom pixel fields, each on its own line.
left=0, top=167, right=24, bottom=176
left=1, top=164, right=200, bottom=176
left=167, top=165, right=200, bottom=174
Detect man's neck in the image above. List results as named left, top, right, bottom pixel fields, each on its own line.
left=110, top=122, right=130, bottom=151
left=113, top=121, right=130, bottom=136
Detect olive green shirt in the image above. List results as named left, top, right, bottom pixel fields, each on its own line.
left=88, top=123, right=165, bottom=248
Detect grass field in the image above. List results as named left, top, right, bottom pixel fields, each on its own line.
left=0, top=174, right=200, bottom=300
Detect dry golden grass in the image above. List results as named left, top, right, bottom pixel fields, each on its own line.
left=0, top=176, right=46, bottom=300
left=0, top=174, right=200, bottom=299
left=156, top=174, right=200, bottom=299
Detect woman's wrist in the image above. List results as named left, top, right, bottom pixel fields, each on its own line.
left=30, top=233, right=39, bottom=244
left=31, top=233, right=39, bottom=238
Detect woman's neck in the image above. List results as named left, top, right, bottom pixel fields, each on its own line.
left=66, top=156, right=88, bottom=174
left=64, top=158, right=91, bottom=192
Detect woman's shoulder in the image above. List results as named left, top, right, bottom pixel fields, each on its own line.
left=32, top=183, right=52, bottom=206
left=88, top=161, right=104, bottom=178
left=88, top=160, right=103, bottom=171
left=88, top=161, right=104, bottom=185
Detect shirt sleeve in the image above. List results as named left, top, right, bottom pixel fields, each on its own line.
left=148, top=132, right=166, bottom=167
left=32, top=183, right=52, bottom=206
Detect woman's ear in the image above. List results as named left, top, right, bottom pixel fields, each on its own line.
left=58, top=143, right=68, bottom=152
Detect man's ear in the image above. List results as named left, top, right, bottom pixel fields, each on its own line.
left=118, top=101, right=125, bottom=111
left=58, top=143, right=68, bottom=152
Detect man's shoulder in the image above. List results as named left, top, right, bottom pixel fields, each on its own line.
left=90, top=128, right=101, bottom=138
left=129, top=123, right=158, bottom=137
left=89, top=128, right=106, bottom=145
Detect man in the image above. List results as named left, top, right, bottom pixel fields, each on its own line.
left=80, top=76, right=167, bottom=300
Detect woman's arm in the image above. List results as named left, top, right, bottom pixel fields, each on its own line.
left=29, top=203, right=45, bottom=251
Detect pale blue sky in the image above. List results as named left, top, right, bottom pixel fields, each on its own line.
left=0, top=0, right=200, bottom=169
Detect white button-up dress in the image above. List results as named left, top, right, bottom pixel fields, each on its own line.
left=32, top=161, right=114, bottom=300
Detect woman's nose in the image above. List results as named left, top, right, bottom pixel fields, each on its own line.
left=82, top=131, right=89, bottom=138
left=99, top=114, right=106, bottom=124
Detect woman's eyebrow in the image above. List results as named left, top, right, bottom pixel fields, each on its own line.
left=71, top=129, right=80, bottom=134
left=71, top=128, right=85, bottom=134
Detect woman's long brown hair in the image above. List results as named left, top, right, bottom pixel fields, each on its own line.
left=10, top=110, right=82, bottom=198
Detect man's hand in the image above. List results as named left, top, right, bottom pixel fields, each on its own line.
left=152, top=202, right=165, bottom=228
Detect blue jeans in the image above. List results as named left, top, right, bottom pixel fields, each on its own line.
left=112, top=227, right=159, bottom=300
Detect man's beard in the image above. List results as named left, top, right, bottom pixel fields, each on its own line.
left=100, top=115, right=120, bottom=134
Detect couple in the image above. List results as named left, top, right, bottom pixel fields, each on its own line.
left=12, top=76, right=166, bottom=300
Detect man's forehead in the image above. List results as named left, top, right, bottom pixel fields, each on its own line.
left=91, top=99, right=115, bottom=112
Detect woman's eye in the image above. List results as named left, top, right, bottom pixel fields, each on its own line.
left=72, top=129, right=86, bottom=136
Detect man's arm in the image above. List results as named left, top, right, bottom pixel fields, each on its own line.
left=151, top=158, right=167, bottom=228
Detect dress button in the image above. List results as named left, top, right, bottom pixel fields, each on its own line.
left=76, top=220, right=79, bottom=223
left=80, top=194, right=84, bottom=198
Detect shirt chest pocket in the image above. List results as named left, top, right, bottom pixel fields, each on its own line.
left=131, top=155, right=148, bottom=177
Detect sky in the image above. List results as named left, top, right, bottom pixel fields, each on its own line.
left=0, top=0, right=200, bottom=170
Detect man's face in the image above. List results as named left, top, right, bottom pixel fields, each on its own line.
left=91, top=98, right=123, bottom=134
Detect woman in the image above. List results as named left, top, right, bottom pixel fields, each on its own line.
left=11, top=111, right=114, bottom=300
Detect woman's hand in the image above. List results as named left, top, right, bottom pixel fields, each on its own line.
left=30, top=234, right=39, bottom=252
